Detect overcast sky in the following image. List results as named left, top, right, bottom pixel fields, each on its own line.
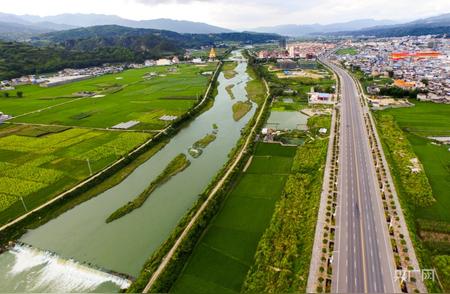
left=2, top=0, right=450, bottom=29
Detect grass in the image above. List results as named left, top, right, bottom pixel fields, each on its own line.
left=223, top=62, right=238, bottom=80
left=433, top=255, right=450, bottom=292
left=246, top=66, right=266, bottom=105
left=2, top=63, right=217, bottom=130
left=170, top=143, right=296, bottom=293
left=106, top=153, right=190, bottom=223
left=0, top=125, right=151, bottom=223
left=193, top=133, right=217, bottom=149
left=335, top=48, right=358, bottom=55
left=271, top=96, right=307, bottom=112
left=232, top=101, right=252, bottom=121
left=225, top=85, right=236, bottom=100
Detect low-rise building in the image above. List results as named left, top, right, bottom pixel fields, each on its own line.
left=156, top=59, right=172, bottom=66
left=308, top=92, right=334, bottom=104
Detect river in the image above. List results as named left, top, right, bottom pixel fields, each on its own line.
left=0, top=50, right=257, bottom=292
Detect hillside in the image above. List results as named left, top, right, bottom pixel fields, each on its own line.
left=0, top=26, right=282, bottom=80
left=31, top=25, right=282, bottom=49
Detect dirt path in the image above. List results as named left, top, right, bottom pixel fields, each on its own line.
left=142, top=78, right=270, bottom=293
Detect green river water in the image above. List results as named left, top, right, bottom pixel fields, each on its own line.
left=0, top=50, right=257, bottom=292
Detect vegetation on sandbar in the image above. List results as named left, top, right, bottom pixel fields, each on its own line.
left=223, top=61, right=238, bottom=79
left=193, top=133, right=217, bottom=149
left=232, top=101, right=252, bottom=121
left=106, top=153, right=190, bottom=223
left=225, top=84, right=236, bottom=99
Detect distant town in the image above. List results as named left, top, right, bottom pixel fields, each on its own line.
left=335, top=36, right=450, bottom=104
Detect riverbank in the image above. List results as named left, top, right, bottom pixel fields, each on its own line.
left=171, top=143, right=297, bottom=293
left=127, top=55, right=270, bottom=292
left=0, top=61, right=224, bottom=245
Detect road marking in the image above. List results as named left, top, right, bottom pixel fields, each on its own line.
left=348, top=75, right=369, bottom=293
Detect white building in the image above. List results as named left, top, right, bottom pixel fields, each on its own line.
left=156, top=59, right=172, bottom=66
left=308, top=92, right=334, bottom=105
left=192, top=58, right=205, bottom=64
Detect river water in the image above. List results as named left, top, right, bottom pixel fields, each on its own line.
left=0, top=51, right=257, bottom=292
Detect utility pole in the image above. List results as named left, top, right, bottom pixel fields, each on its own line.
left=86, top=158, right=93, bottom=175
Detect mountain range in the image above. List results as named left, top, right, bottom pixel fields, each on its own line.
left=0, top=11, right=449, bottom=41
left=0, top=12, right=232, bottom=38
left=326, top=13, right=450, bottom=37
left=251, top=19, right=401, bottom=36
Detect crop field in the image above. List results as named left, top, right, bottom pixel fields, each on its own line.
left=382, top=100, right=450, bottom=137
left=170, top=143, right=297, bottom=293
left=1, top=63, right=217, bottom=130
left=378, top=101, right=450, bottom=224
left=0, top=124, right=151, bottom=224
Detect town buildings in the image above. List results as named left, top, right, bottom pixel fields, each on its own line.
left=336, top=36, right=450, bottom=104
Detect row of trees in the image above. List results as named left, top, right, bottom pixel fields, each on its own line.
left=376, top=114, right=435, bottom=207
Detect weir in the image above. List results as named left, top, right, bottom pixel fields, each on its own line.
left=0, top=243, right=131, bottom=292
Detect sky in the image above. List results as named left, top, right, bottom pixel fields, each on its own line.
left=1, top=0, right=450, bottom=29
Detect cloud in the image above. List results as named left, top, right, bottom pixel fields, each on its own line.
left=134, top=0, right=210, bottom=4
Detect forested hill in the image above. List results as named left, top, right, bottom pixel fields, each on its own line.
left=0, top=41, right=152, bottom=80
left=32, top=25, right=282, bottom=48
left=0, top=25, right=282, bottom=80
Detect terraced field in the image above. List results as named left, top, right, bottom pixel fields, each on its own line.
left=170, top=143, right=297, bottom=293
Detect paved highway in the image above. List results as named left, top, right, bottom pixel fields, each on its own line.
left=323, top=59, right=400, bottom=293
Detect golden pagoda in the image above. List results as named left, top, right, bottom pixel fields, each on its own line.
left=209, top=47, right=217, bottom=60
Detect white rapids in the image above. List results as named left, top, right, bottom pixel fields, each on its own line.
left=1, top=243, right=131, bottom=292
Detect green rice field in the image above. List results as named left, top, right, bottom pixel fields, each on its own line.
left=0, top=62, right=217, bottom=225
left=1, top=63, right=217, bottom=130
left=380, top=101, right=450, bottom=223
left=170, top=143, right=297, bottom=293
